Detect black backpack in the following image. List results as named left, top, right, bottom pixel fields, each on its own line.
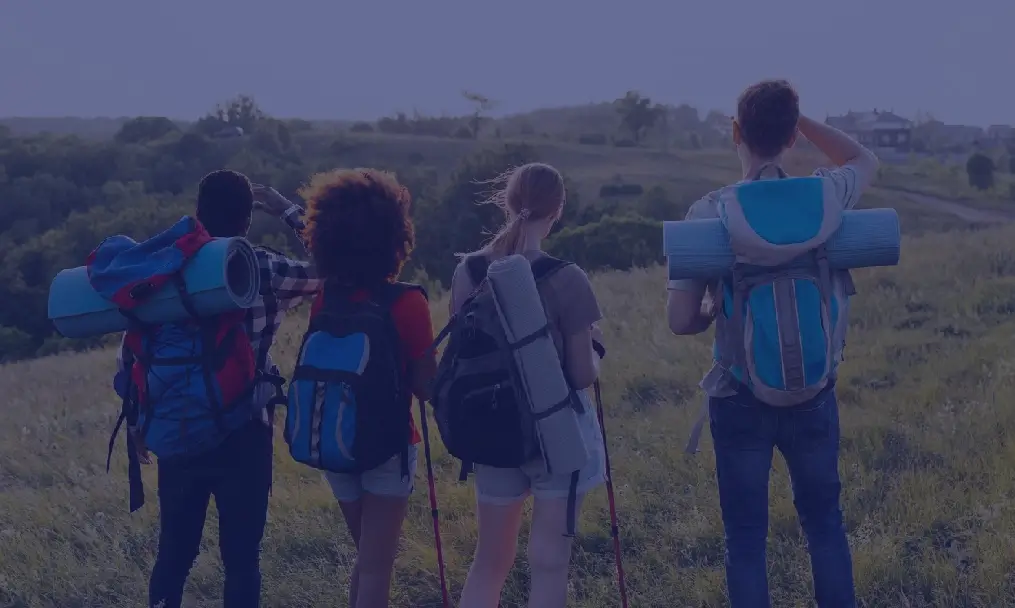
left=431, top=254, right=583, bottom=476
left=285, top=281, right=425, bottom=477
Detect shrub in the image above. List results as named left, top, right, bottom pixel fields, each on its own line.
left=599, top=183, right=645, bottom=197
left=547, top=214, right=663, bottom=272
left=578, top=133, right=608, bottom=146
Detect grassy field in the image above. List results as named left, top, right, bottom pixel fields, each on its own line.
left=312, top=131, right=1013, bottom=236
left=3, top=216, right=1015, bottom=607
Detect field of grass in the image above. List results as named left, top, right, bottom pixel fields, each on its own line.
left=314, top=130, right=1007, bottom=237
left=3, top=217, right=1015, bottom=607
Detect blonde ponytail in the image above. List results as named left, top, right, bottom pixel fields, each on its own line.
left=485, top=212, right=529, bottom=257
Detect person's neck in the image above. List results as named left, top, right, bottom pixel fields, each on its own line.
left=741, top=155, right=784, bottom=181
left=517, top=223, right=547, bottom=253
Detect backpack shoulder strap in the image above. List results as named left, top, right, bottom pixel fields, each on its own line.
left=465, top=255, right=490, bottom=285
left=530, top=255, right=573, bottom=283
left=385, top=281, right=428, bottom=305
left=342, top=282, right=427, bottom=319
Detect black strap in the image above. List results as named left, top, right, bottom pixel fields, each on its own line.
left=507, top=324, right=550, bottom=351
left=466, top=256, right=490, bottom=285
left=564, top=470, right=580, bottom=537
left=530, top=255, right=572, bottom=282
left=466, top=254, right=571, bottom=285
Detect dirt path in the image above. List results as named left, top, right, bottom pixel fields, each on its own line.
left=886, top=189, right=1015, bottom=224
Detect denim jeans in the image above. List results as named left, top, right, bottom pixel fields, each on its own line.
left=709, top=384, right=855, bottom=608
left=148, top=420, right=273, bottom=608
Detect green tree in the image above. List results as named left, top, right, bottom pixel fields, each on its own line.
left=966, top=153, right=995, bottom=191
left=462, top=91, right=496, bottom=139
left=114, top=116, right=180, bottom=145
left=0, top=325, right=35, bottom=361
left=413, top=144, right=536, bottom=284
left=614, top=91, right=663, bottom=143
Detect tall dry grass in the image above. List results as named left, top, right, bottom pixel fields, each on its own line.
left=2, top=224, right=1015, bottom=607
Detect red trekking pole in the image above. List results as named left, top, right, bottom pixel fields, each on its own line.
left=594, top=380, right=629, bottom=608
left=417, top=398, right=450, bottom=608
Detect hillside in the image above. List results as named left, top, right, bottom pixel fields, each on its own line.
left=3, top=222, right=1015, bottom=607
left=7, top=103, right=1013, bottom=363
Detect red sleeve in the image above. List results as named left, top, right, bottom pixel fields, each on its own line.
left=391, top=288, right=434, bottom=361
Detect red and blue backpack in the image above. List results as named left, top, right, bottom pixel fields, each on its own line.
left=88, top=217, right=279, bottom=496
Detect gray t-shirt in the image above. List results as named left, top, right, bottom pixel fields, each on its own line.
left=450, top=250, right=605, bottom=454
left=671, top=164, right=873, bottom=397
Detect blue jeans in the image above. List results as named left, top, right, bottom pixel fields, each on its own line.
left=709, top=385, right=855, bottom=608
left=148, top=420, right=273, bottom=608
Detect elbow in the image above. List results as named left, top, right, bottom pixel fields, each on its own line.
left=668, top=309, right=701, bottom=336
left=567, top=358, right=600, bottom=391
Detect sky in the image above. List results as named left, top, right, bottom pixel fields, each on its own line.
left=1, top=0, right=1011, bottom=126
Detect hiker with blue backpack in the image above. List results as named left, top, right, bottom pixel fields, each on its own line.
left=667, top=80, right=879, bottom=608
left=282, top=169, right=438, bottom=608
left=435, top=162, right=612, bottom=608
left=100, top=170, right=322, bottom=608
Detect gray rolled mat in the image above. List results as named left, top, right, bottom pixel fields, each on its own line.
left=487, top=255, right=590, bottom=474
left=663, top=208, right=901, bottom=281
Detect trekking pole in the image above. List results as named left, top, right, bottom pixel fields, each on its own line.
left=594, top=380, right=629, bottom=608
left=417, top=397, right=451, bottom=608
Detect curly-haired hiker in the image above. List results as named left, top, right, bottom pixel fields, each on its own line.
left=286, top=168, right=436, bottom=608
left=667, top=80, right=879, bottom=608
left=447, top=162, right=607, bottom=608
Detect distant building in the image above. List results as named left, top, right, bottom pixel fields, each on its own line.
left=825, top=110, right=913, bottom=149
left=987, top=124, right=1015, bottom=141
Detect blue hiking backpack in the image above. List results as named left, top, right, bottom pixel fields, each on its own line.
left=285, top=281, right=424, bottom=476
left=87, top=217, right=285, bottom=510
left=713, top=167, right=855, bottom=406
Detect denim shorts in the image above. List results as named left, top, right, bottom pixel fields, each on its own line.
left=324, top=445, right=418, bottom=502
left=473, top=391, right=606, bottom=505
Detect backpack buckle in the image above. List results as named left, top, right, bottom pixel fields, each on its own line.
left=129, top=282, right=156, bottom=301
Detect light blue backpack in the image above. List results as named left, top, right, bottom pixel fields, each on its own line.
left=712, top=166, right=854, bottom=406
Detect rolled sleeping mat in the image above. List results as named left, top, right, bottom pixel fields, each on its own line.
left=487, top=254, right=591, bottom=474
left=48, top=237, right=261, bottom=339
left=664, top=208, right=901, bottom=280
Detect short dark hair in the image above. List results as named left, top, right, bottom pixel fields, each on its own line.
left=196, top=170, right=254, bottom=237
left=737, top=79, right=800, bottom=158
left=301, top=168, right=415, bottom=286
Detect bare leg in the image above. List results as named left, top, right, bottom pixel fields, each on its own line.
left=527, top=494, right=585, bottom=608
left=338, top=499, right=363, bottom=608
left=353, top=492, right=410, bottom=608
left=459, top=498, right=527, bottom=608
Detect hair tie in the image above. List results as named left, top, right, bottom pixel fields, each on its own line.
left=518, top=208, right=532, bottom=220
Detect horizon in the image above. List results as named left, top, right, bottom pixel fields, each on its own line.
left=0, top=99, right=1004, bottom=129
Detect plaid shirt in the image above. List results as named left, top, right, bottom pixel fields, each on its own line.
left=115, top=205, right=321, bottom=423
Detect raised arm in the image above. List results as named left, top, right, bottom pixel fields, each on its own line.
left=251, top=185, right=323, bottom=310
left=280, top=205, right=311, bottom=253
left=798, top=115, right=880, bottom=207
left=264, top=249, right=323, bottom=312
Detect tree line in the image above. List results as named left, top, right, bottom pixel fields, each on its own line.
left=0, top=97, right=692, bottom=361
